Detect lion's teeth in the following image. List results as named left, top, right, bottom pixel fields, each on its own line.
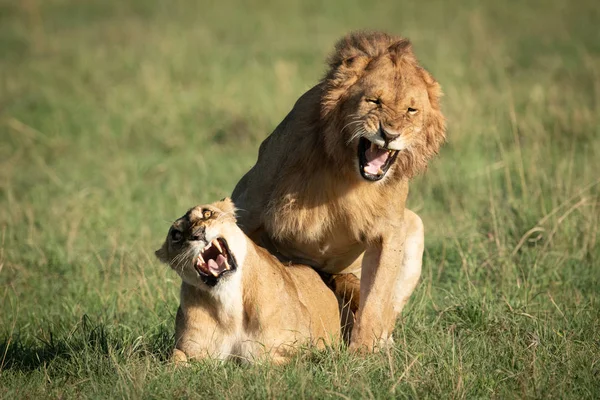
left=224, top=259, right=231, bottom=270
left=212, top=239, right=223, bottom=253
left=377, top=168, right=384, bottom=175
left=198, top=254, right=205, bottom=265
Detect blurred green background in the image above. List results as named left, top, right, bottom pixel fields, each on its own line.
left=1, top=0, right=598, bottom=398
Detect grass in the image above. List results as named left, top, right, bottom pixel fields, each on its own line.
left=1, top=0, right=599, bottom=398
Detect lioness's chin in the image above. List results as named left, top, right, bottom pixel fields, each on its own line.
left=191, top=237, right=238, bottom=288
left=357, top=137, right=400, bottom=181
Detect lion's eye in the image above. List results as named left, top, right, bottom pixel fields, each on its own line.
left=170, top=229, right=183, bottom=242
left=203, top=210, right=212, bottom=219
left=365, top=98, right=381, bottom=105
left=407, top=107, right=418, bottom=115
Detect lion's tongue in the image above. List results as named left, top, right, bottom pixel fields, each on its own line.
left=207, top=254, right=228, bottom=276
left=364, top=145, right=389, bottom=175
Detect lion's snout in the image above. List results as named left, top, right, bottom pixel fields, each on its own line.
left=379, top=123, right=401, bottom=141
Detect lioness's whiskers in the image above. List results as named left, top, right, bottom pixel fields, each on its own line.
left=171, top=248, right=195, bottom=273
left=177, top=249, right=195, bottom=273
left=171, top=253, right=186, bottom=272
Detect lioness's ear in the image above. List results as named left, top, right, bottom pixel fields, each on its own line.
left=217, top=197, right=237, bottom=217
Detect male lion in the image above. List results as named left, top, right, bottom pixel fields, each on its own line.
left=155, top=198, right=340, bottom=364
left=231, top=31, right=446, bottom=351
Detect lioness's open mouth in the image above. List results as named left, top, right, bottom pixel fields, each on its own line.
left=195, top=238, right=237, bottom=286
left=358, top=137, right=399, bottom=181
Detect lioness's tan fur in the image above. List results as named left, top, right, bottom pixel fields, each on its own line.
left=232, top=32, right=445, bottom=351
left=155, top=199, right=340, bottom=364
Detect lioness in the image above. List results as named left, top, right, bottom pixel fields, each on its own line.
left=155, top=198, right=340, bottom=364
left=232, top=31, right=446, bottom=351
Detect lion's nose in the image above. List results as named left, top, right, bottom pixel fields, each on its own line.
left=379, top=123, right=400, bottom=141
left=190, top=226, right=205, bottom=241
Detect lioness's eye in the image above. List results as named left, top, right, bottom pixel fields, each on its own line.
left=365, top=98, right=381, bottom=105
left=407, top=107, right=418, bottom=115
left=203, top=210, right=212, bottom=219
left=171, top=229, right=183, bottom=242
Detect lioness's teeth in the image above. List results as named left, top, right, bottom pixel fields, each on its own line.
left=198, top=254, right=205, bottom=265
left=377, top=168, right=384, bottom=175
left=224, top=259, right=230, bottom=270
left=212, top=239, right=223, bottom=253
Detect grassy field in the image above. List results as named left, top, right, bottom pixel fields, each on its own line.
left=1, top=0, right=599, bottom=398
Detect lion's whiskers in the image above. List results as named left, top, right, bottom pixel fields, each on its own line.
left=344, top=112, right=363, bottom=121
left=341, top=120, right=364, bottom=135
left=346, top=126, right=368, bottom=145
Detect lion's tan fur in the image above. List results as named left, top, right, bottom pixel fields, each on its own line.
left=155, top=199, right=340, bottom=364
left=232, top=31, right=446, bottom=351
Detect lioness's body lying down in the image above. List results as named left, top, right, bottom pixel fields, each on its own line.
left=155, top=198, right=340, bottom=364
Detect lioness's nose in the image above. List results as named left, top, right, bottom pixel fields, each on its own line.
left=190, top=225, right=205, bottom=241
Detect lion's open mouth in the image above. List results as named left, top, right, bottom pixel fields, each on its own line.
left=195, top=238, right=237, bottom=286
left=358, top=137, right=399, bottom=181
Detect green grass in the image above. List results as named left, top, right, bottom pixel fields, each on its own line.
left=1, top=0, right=599, bottom=398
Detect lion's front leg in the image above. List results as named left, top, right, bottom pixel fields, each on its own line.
left=392, top=210, right=424, bottom=316
left=349, top=213, right=422, bottom=352
left=349, top=242, right=401, bottom=352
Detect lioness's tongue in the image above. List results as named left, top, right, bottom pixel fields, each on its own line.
left=364, top=144, right=389, bottom=175
left=207, top=255, right=228, bottom=276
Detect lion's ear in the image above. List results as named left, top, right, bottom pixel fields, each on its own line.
left=331, top=50, right=368, bottom=68
left=387, top=39, right=412, bottom=55
left=323, top=48, right=369, bottom=113
left=326, top=34, right=372, bottom=82
left=326, top=50, right=369, bottom=80
left=388, top=39, right=415, bottom=64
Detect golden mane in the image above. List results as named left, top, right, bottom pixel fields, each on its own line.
left=320, top=31, right=446, bottom=178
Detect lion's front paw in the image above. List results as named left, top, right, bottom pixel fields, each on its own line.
left=349, top=327, right=394, bottom=354
left=348, top=328, right=377, bottom=353
left=171, top=348, right=189, bottom=366
left=348, top=340, right=375, bottom=354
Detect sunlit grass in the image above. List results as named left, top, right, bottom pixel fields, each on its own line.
left=1, top=0, right=598, bottom=398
